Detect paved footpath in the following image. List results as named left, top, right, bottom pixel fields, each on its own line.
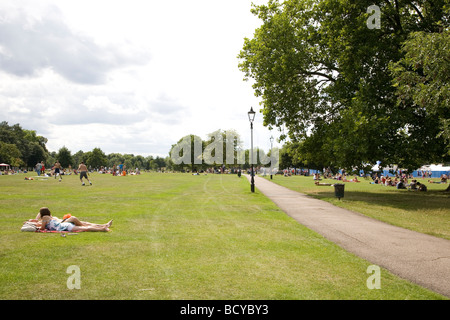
left=247, top=175, right=450, bottom=297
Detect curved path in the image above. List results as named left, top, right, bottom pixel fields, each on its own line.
left=247, top=175, right=450, bottom=297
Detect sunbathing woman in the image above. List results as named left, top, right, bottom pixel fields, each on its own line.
left=33, top=211, right=110, bottom=229
left=36, top=207, right=112, bottom=232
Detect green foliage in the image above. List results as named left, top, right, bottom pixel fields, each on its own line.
left=0, top=122, right=48, bottom=167
left=239, top=0, right=449, bottom=171
left=390, top=29, right=450, bottom=155
left=169, top=129, right=272, bottom=171
left=170, top=129, right=243, bottom=171
left=170, top=134, right=204, bottom=171
left=0, top=142, right=23, bottom=167
left=86, top=147, right=108, bottom=169
left=0, top=121, right=172, bottom=171
left=57, top=146, right=74, bottom=168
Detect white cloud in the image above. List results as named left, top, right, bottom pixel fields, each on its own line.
left=0, top=0, right=280, bottom=158
left=6, top=99, right=31, bottom=114
left=0, top=4, right=149, bottom=84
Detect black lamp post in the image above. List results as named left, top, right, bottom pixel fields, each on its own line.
left=248, top=107, right=256, bottom=193
left=270, top=135, right=274, bottom=180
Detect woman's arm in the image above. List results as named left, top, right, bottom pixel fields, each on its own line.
left=40, top=216, right=49, bottom=231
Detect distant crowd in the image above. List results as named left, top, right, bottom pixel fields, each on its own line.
left=97, top=165, right=141, bottom=176
left=276, top=166, right=448, bottom=192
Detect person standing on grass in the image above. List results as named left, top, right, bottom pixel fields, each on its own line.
left=78, top=161, right=92, bottom=186
left=35, top=161, right=42, bottom=176
left=54, top=160, right=62, bottom=181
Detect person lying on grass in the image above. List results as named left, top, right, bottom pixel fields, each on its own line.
left=315, top=181, right=333, bottom=186
left=29, top=207, right=112, bottom=232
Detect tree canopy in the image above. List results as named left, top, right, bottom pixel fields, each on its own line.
left=0, top=122, right=173, bottom=171
left=390, top=28, right=450, bottom=155
left=0, top=121, right=48, bottom=167
left=169, top=129, right=272, bottom=171
left=238, top=0, right=449, bottom=172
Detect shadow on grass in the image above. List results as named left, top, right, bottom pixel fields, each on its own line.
left=311, top=189, right=450, bottom=212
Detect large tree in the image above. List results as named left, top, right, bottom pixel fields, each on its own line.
left=0, top=122, right=48, bottom=167
left=169, top=134, right=204, bottom=171
left=204, top=129, right=245, bottom=167
left=57, top=146, right=74, bottom=168
left=390, top=23, right=450, bottom=190
left=169, top=129, right=257, bottom=171
left=86, top=147, right=108, bottom=169
left=390, top=28, right=450, bottom=154
left=0, top=142, right=23, bottom=167
left=238, top=0, right=449, bottom=172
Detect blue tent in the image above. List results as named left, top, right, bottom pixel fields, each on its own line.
left=412, top=164, right=450, bottom=179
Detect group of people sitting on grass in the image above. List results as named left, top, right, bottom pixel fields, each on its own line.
left=313, top=172, right=361, bottom=183
left=370, top=173, right=448, bottom=190
left=372, top=175, right=405, bottom=187
left=312, top=171, right=449, bottom=191
left=371, top=175, right=429, bottom=190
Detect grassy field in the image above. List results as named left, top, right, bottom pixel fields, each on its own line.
left=264, top=175, right=450, bottom=240
left=0, top=172, right=447, bottom=300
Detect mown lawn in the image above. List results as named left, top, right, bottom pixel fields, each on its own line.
left=264, top=175, right=450, bottom=240
left=0, top=172, right=446, bottom=299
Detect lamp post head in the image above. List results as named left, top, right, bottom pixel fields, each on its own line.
left=248, top=107, right=256, bottom=123
left=270, top=136, right=274, bottom=143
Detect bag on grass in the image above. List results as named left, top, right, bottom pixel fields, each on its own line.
left=21, top=222, right=38, bottom=232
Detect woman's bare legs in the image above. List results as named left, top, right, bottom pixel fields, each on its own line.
left=71, top=220, right=112, bottom=232
left=66, top=216, right=113, bottom=228
left=71, top=225, right=109, bottom=232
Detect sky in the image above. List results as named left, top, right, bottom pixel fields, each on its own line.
left=0, top=0, right=280, bottom=158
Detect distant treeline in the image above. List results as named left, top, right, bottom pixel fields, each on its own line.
left=0, top=122, right=170, bottom=171
left=0, top=123, right=273, bottom=172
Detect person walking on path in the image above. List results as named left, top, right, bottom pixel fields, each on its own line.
left=78, top=161, right=92, bottom=186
